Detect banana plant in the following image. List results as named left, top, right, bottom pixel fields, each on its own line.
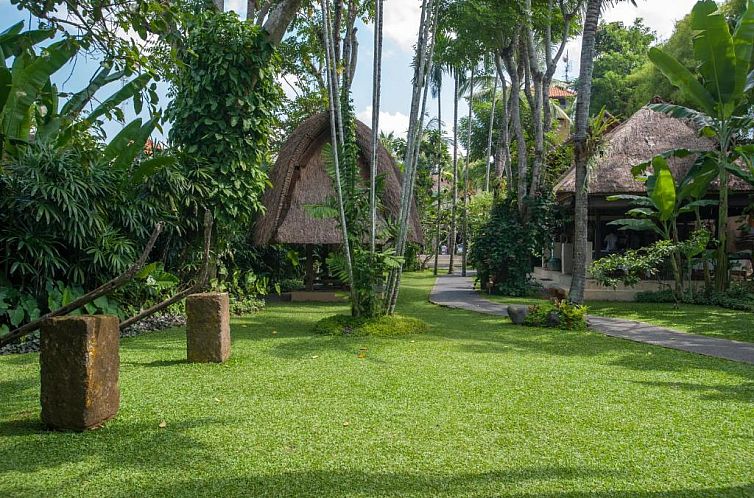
left=608, top=154, right=718, bottom=295
left=647, top=0, right=754, bottom=291
left=0, top=22, right=170, bottom=179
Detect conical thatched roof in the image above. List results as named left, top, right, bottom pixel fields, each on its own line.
left=555, top=107, right=752, bottom=196
left=253, top=112, right=422, bottom=246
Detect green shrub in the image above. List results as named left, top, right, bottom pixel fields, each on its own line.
left=636, top=285, right=754, bottom=313
left=523, top=301, right=588, bottom=331
left=229, top=296, right=265, bottom=316
left=469, top=196, right=561, bottom=296
left=312, top=314, right=429, bottom=337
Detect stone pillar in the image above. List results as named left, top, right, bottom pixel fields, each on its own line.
left=186, top=293, right=230, bottom=363
left=40, top=315, right=120, bottom=431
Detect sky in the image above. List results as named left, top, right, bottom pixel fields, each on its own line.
left=1, top=0, right=700, bottom=142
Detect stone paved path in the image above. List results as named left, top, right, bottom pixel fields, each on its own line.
left=430, top=273, right=754, bottom=365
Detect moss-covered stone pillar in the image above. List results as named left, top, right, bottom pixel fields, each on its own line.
left=40, top=315, right=120, bottom=431
left=186, top=292, right=230, bottom=363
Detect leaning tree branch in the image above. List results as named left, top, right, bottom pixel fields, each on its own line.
left=0, top=223, right=164, bottom=348
left=119, top=210, right=213, bottom=331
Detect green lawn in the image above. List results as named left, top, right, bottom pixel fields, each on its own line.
left=482, top=293, right=754, bottom=344
left=1, top=273, right=753, bottom=497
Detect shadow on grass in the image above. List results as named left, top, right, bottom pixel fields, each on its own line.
left=63, top=470, right=753, bottom=498
left=631, top=380, right=754, bottom=404
left=0, top=416, right=225, bottom=474
left=5, top=466, right=629, bottom=497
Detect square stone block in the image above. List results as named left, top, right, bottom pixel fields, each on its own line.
left=186, top=293, right=230, bottom=363
left=40, top=315, right=120, bottom=431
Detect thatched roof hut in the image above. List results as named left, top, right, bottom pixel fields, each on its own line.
left=254, top=112, right=422, bottom=246
left=555, top=107, right=752, bottom=199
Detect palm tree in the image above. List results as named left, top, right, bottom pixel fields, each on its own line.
left=461, top=67, right=474, bottom=277
left=567, top=0, right=602, bottom=303
left=448, top=70, right=460, bottom=274
left=431, top=63, right=445, bottom=276
left=569, top=0, right=635, bottom=303
left=320, top=0, right=356, bottom=308
left=370, top=0, right=384, bottom=253
left=384, top=0, right=438, bottom=313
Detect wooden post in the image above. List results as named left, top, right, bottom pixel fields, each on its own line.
left=305, top=244, right=315, bottom=291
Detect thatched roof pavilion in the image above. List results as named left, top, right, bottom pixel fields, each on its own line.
left=546, top=107, right=754, bottom=276
left=555, top=107, right=752, bottom=199
left=254, top=112, right=422, bottom=246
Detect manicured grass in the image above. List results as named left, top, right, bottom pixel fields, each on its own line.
left=587, top=301, right=754, bottom=344
left=482, top=293, right=754, bottom=343
left=1, top=273, right=753, bottom=497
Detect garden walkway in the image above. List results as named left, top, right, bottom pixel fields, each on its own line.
left=430, top=273, right=754, bottom=365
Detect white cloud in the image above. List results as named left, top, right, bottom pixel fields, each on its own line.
left=358, top=106, right=411, bottom=138
left=382, top=0, right=422, bottom=53
left=602, top=0, right=698, bottom=42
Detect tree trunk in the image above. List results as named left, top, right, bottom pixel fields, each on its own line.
left=370, top=0, right=384, bottom=253
left=264, top=0, right=304, bottom=45
left=461, top=69, right=474, bottom=277
left=502, top=43, right=527, bottom=211
left=321, top=0, right=356, bottom=313
left=568, top=0, right=602, bottom=304
left=448, top=72, right=459, bottom=274
left=385, top=0, right=437, bottom=313
left=433, top=78, right=443, bottom=276
left=485, top=72, right=498, bottom=192
left=494, top=54, right=512, bottom=189
left=524, top=0, right=545, bottom=197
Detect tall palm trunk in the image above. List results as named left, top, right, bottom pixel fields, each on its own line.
left=433, top=79, right=443, bottom=276
left=448, top=72, right=459, bottom=274
left=485, top=72, right=498, bottom=192
left=370, top=0, right=384, bottom=253
left=384, top=0, right=437, bottom=313
left=461, top=69, right=474, bottom=277
left=321, top=0, right=356, bottom=312
left=568, top=0, right=602, bottom=304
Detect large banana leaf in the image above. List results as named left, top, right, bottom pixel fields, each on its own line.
left=630, top=148, right=695, bottom=177
left=733, top=0, right=754, bottom=95
left=677, top=152, right=718, bottom=202
left=647, top=156, right=676, bottom=222
left=60, top=64, right=127, bottom=117
left=608, top=219, right=662, bottom=235
left=0, top=22, right=55, bottom=59
left=691, top=0, right=737, bottom=107
left=678, top=199, right=719, bottom=214
left=2, top=39, right=78, bottom=141
left=0, top=66, right=10, bottom=115
left=606, top=194, right=656, bottom=207
left=132, top=155, right=177, bottom=183
left=648, top=48, right=716, bottom=116
left=102, top=116, right=159, bottom=170
left=646, top=103, right=713, bottom=131
left=84, top=73, right=152, bottom=124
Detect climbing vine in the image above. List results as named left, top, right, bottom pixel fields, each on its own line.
left=167, top=11, right=282, bottom=235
